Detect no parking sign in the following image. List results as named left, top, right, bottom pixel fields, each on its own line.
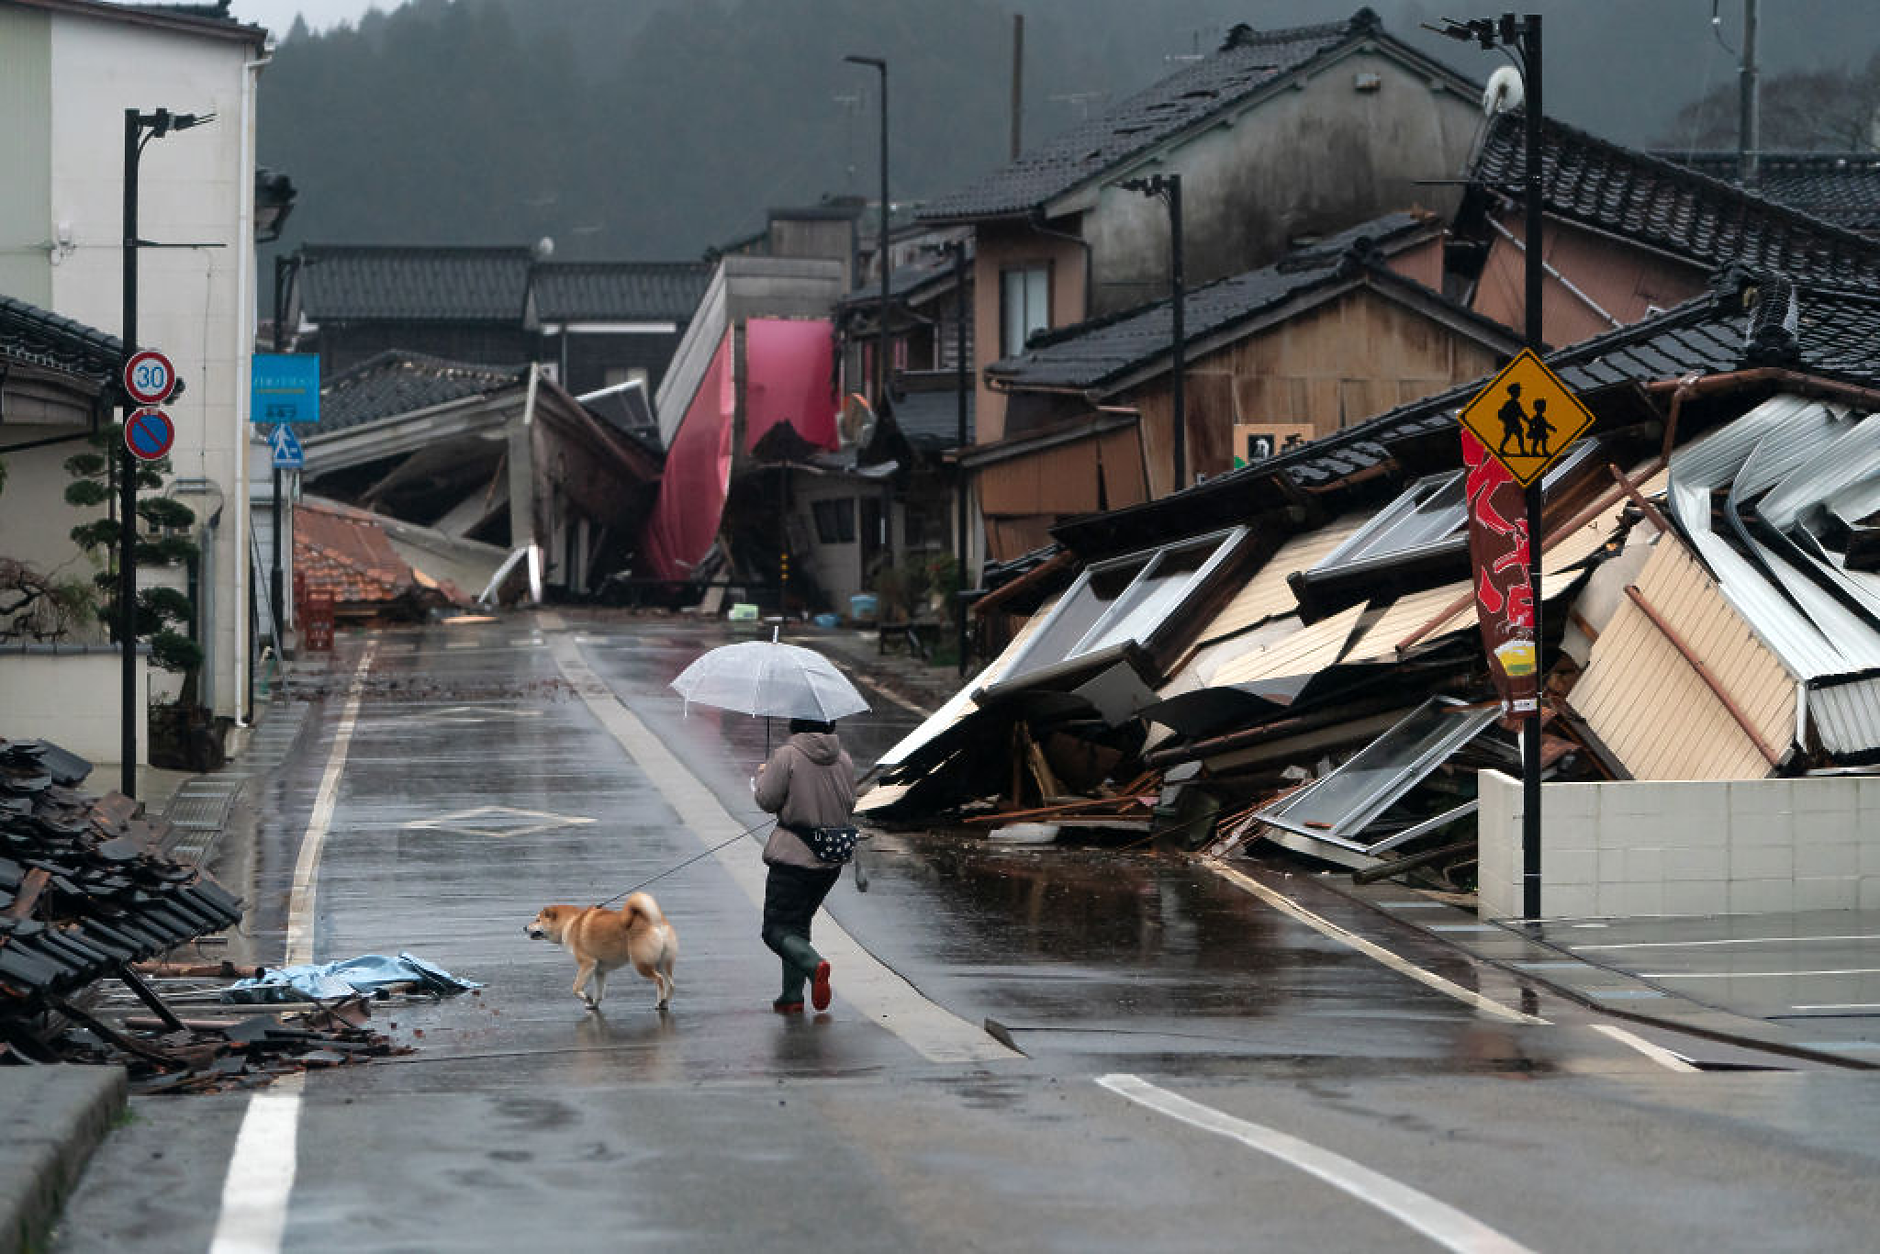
left=125, top=407, right=175, bottom=461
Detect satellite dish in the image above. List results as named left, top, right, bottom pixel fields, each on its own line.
left=533, top=235, right=555, bottom=260
left=840, top=392, right=877, bottom=448
left=1483, top=65, right=1524, bottom=116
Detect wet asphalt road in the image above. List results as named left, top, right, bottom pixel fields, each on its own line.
left=54, top=612, right=1880, bottom=1253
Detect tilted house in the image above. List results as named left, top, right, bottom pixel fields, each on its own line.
left=968, top=213, right=1522, bottom=559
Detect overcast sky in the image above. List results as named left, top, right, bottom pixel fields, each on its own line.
left=227, top=0, right=411, bottom=37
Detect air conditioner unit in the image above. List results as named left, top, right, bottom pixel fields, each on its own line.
left=1232, top=423, right=1315, bottom=467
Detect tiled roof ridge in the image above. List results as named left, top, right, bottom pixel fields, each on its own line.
left=0, top=293, right=122, bottom=379
left=1219, top=13, right=1354, bottom=50
left=1661, top=149, right=1880, bottom=171
left=297, top=539, right=405, bottom=592
left=533, top=259, right=712, bottom=273
left=1481, top=110, right=1880, bottom=256
left=298, top=243, right=535, bottom=258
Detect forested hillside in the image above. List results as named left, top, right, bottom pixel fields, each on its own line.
left=255, top=0, right=1880, bottom=262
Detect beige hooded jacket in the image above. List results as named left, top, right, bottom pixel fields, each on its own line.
left=753, top=730, right=857, bottom=868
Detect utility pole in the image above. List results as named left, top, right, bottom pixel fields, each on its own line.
left=844, top=55, right=889, bottom=415
left=950, top=238, right=970, bottom=676
left=1739, top=0, right=1759, bottom=187
left=1120, top=173, right=1187, bottom=492
left=1010, top=15, right=1024, bottom=160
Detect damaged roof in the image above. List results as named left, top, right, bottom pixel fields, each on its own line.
left=984, top=212, right=1503, bottom=393
left=319, top=351, right=523, bottom=435
left=295, top=497, right=467, bottom=610
left=921, top=9, right=1465, bottom=222
left=1660, top=152, right=1880, bottom=236
left=1056, top=268, right=1880, bottom=559
left=1472, top=113, right=1880, bottom=287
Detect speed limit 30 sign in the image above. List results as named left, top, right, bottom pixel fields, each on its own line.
left=123, top=348, right=177, bottom=405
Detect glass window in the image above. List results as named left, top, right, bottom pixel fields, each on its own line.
left=1312, top=470, right=1467, bottom=573
left=1005, top=526, right=1247, bottom=679
left=812, top=498, right=856, bottom=544
left=1001, top=266, right=1049, bottom=357
left=1258, top=697, right=1497, bottom=846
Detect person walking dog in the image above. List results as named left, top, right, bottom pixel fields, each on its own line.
left=753, top=717, right=857, bottom=1013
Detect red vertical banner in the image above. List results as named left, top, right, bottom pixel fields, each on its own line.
left=1461, top=428, right=1539, bottom=719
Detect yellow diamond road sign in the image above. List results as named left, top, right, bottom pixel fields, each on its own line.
left=1458, top=348, right=1595, bottom=486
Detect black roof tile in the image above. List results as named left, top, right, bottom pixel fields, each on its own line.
left=531, top=262, right=712, bottom=322
left=921, top=12, right=1393, bottom=222
left=0, top=294, right=121, bottom=385
left=318, top=351, right=522, bottom=433
left=299, top=245, right=534, bottom=322
left=1662, top=152, right=1880, bottom=235
left=1474, top=114, right=1880, bottom=286
left=983, top=213, right=1464, bottom=392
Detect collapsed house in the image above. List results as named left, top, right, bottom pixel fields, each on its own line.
left=301, top=353, right=664, bottom=601
left=861, top=268, right=1880, bottom=894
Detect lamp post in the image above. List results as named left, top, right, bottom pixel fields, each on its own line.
left=948, top=238, right=970, bottom=676
left=844, top=55, right=889, bottom=414
left=121, top=106, right=211, bottom=797
left=1120, top=173, right=1186, bottom=491
left=1432, top=13, right=1545, bottom=920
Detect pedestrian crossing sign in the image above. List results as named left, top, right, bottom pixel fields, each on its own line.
left=1457, top=348, right=1594, bottom=486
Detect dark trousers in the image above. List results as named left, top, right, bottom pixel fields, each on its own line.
left=762, top=862, right=841, bottom=1000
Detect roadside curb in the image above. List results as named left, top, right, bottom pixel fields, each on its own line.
left=1313, top=871, right=1880, bottom=1070
left=0, top=1066, right=127, bottom=1254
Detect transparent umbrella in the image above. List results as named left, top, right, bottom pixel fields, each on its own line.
left=670, top=636, right=870, bottom=723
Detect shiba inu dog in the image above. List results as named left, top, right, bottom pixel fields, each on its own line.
left=525, top=893, right=677, bottom=1011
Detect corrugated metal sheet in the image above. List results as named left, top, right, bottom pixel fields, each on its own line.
left=1191, top=514, right=1367, bottom=646
left=1811, top=677, right=1880, bottom=758
left=1568, top=541, right=1792, bottom=779
left=871, top=595, right=1057, bottom=772
left=1205, top=604, right=1366, bottom=689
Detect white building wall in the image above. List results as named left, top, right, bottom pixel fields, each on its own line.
left=1478, top=771, right=1880, bottom=920
left=7, top=9, right=267, bottom=728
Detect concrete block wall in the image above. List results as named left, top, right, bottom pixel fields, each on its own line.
left=1477, top=770, right=1880, bottom=921
left=0, top=647, right=147, bottom=766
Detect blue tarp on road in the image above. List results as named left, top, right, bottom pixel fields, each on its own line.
left=222, top=952, right=482, bottom=1003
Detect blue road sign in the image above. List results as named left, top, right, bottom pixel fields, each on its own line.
left=270, top=423, right=304, bottom=469
left=125, top=407, right=175, bottom=461
left=251, top=353, right=321, bottom=425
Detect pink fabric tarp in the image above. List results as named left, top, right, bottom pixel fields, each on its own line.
left=744, top=318, right=838, bottom=453
left=640, top=334, right=734, bottom=580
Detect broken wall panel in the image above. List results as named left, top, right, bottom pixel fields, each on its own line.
left=1568, top=539, right=1792, bottom=779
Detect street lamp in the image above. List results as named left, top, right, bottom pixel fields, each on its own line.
left=844, top=55, right=889, bottom=414
left=1430, top=12, right=1546, bottom=921
left=121, top=106, right=213, bottom=796
left=1120, top=173, right=1186, bottom=492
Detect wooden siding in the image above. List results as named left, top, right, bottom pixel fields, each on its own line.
left=1193, top=513, right=1368, bottom=646
left=1568, top=541, right=1793, bottom=780
left=1206, top=603, right=1366, bottom=688
left=1472, top=216, right=1708, bottom=346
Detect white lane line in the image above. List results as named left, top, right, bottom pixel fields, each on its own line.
left=549, top=635, right=1016, bottom=1065
left=1640, top=968, right=1880, bottom=980
left=210, top=645, right=375, bottom=1254
left=853, top=671, right=927, bottom=716
left=1097, top=1074, right=1537, bottom=1254
left=1791, top=1002, right=1880, bottom=1011
left=1203, top=861, right=1548, bottom=1026
left=1589, top=1024, right=1700, bottom=1073
left=285, top=646, right=377, bottom=965
left=208, top=1075, right=304, bottom=1254
left=1573, top=934, right=1880, bottom=952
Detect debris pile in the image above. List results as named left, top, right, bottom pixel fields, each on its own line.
left=0, top=738, right=415, bottom=1089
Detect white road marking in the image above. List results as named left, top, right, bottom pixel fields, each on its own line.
left=208, top=1076, right=304, bottom=1254
left=549, top=635, right=1017, bottom=1064
left=1589, top=1024, right=1700, bottom=1072
left=1097, top=1074, right=1538, bottom=1254
left=1573, top=934, right=1880, bottom=952
left=1203, top=861, right=1548, bottom=1025
left=1791, top=1003, right=1880, bottom=1011
left=210, top=645, right=375, bottom=1254
left=1639, top=968, right=1880, bottom=980
left=854, top=671, right=927, bottom=716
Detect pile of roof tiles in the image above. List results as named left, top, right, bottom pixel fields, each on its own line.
left=1, top=738, right=412, bottom=1087
left=0, top=739, right=242, bottom=1048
